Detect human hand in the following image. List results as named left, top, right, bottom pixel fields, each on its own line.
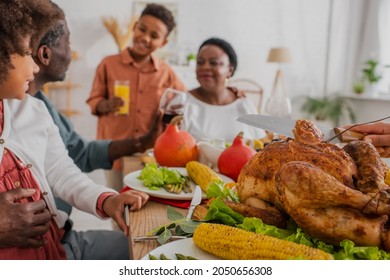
left=102, top=190, right=149, bottom=235
left=344, top=122, right=390, bottom=157
left=139, top=111, right=164, bottom=150
left=159, top=89, right=187, bottom=115
left=0, top=188, right=51, bottom=248
left=97, top=96, right=124, bottom=114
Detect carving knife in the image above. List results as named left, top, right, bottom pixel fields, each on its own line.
left=133, top=235, right=187, bottom=242
left=186, top=185, right=202, bottom=220
left=237, top=114, right=365, bottom=143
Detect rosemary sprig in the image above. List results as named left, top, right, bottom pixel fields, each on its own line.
left=148, top=206, right=201, bottom=245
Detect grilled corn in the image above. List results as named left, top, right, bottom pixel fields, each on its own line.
left=186, top=161, right=222, bottom=192
left=193, top=223, right=333, bottom=260
left=385, top=170, right=390, bottom=186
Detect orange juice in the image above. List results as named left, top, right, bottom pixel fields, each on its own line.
left=114, top=80, right=130, bottom=115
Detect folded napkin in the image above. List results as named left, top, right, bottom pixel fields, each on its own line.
left=120, top=186, right=191, bottom=209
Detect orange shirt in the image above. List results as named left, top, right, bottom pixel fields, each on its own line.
left=87, top=48, right=186, bottom=169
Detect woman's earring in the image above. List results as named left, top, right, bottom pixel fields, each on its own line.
left=225, top=77, right=230, bottom=86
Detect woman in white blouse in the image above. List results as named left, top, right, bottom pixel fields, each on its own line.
left=183, top=37, right=266, bottom=143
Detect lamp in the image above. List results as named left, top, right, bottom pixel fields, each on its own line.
left=267, top=47, right=292, bottom=97
left=264, top=47, right=293, bottom=119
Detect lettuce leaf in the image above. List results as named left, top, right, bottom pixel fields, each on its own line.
left=238, top=217, right=294, bottom=239
left=137, top=163, right=185, bottom=190
left=203, top=198, right=244, bottom=226
left=160, top=167, right=183, bottom=184
left=206, top=181, right=240, bottom=202
left=333, top=240, right=390, bottom=260
left=203, top=198, right=390, bottom=260
left=239, top=217, right=390, bottom=259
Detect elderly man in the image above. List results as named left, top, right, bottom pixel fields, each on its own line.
left=0, top=1, right=153, bottom=259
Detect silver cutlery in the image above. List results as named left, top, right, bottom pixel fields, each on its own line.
left=133, top=235, right=187, bottom=242
left=186, top=185, right=202, bottom=219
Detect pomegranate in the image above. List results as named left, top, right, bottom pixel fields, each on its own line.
left=154, top=116, right=198, bottom=167
left=217, top=132, right=256, bottom=181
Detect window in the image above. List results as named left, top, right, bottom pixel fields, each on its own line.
left=378, top=0, right=390, bottom=94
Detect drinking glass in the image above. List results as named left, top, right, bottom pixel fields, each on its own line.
left=264, top=96, right=292, bottom=140
left=264, top=95, right=292, bottom=118
left=114, top=80, right=130, bottom=115
left=159, top=88, right=187, bottom=124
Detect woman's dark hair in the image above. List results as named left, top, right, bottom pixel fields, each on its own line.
left=141, top=3, right=176, bottom=36
left=0, top=0, right=58, bottom=85
left=198, top=37, right=238, bottom=76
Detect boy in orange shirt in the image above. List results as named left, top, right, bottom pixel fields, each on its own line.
left=87, top=3, right=186, bottom=190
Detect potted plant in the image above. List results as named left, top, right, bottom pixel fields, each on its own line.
left=187, top=53, right=196, bottom=67
left=301, top=95, right=356, bottom=127
left=353, top=59, right=389, bottom=95
left=362, top=59, right=382, bottom=84
left=352, top=81, right=365, bottom=94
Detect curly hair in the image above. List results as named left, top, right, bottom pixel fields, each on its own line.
left=140, top=3, right=176, bottom=36
left=0, top=0, right=58, bottom=85
left=38, top=3, right=66, bottom=49
left=199, top=37, right=238, bottom=76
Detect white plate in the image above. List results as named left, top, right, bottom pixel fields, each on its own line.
left=141, top=238, right=219, bottom=260
left=123, top=167, right=233, bottom=200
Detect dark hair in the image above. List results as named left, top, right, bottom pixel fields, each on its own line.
left=38, top=2, right=65, bottom=49
left=0, top=0, right=58, bottom=84
left=140, top=3, right=176, bottom=36
left=198, top=37, right=238, bottom=76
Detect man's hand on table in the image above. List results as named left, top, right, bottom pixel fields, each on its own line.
left=103, top=189, right=149, bottom=236
left=0, top=188, right=51, bottom=248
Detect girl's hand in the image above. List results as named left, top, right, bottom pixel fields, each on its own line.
left=102, top=190, right=149, bottom=235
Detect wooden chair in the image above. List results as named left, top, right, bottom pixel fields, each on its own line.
left=228, top=78, right=264, bottom=113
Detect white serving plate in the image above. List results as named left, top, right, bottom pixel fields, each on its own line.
left=141, top=238, right=219, bottom=260
left=123, top=167, right=232, bottom=200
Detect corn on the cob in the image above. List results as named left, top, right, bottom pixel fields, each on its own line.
left=252, top=139, right=264, bottom=150
left=186, top=161, right=222, bottom=192
left=193, top=223, right=333, bottom=260
left=385, top=170, right=390, bottom=186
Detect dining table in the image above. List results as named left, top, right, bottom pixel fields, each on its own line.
left=122, top=155, right=188, bottom=260
left=127, top=200, right=187, bottom=260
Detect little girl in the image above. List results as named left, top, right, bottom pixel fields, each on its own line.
left=0, top=0, right=149, bottom=259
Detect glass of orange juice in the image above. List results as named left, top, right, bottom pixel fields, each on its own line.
left=114, top=80, right=130, bottom=115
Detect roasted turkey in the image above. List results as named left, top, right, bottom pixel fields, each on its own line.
left=237, top=119, right=390, bottom=251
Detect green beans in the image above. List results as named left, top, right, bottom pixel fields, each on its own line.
left=160, top=254, right=171, bottom=260
left=175, top=253, right=199, bottom=260
left=163, top=176, right=191, bottom=194
left=148, top=253, right=197, bottom=260
left=148, top=254, right=159, bottom=260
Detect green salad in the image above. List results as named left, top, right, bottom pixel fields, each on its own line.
left=137, top=163, right=190, bottom=194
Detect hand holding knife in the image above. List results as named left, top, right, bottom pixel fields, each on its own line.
left=237, top=114, right=365, bottom=143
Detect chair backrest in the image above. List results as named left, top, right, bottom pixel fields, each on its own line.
left=228, top=78, right=264, bottom=113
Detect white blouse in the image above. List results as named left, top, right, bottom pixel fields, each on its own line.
left=182, top=93, right=266, bottom=143
left=2, top=96, right=113, bottom=228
